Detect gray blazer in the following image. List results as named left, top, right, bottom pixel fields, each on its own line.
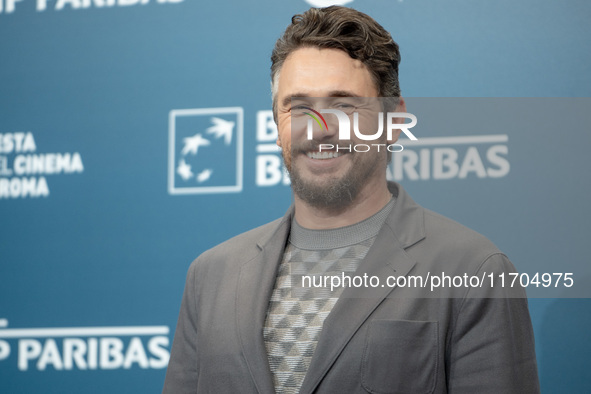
left=163, top=182, right=539, bottom=393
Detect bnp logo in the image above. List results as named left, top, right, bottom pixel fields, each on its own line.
left=168, top=107, right=243, bottom=195
left=292, top=97, right=418, bottom=153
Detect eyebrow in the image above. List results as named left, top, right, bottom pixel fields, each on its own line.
left=281, top=90, right=361, bottom=108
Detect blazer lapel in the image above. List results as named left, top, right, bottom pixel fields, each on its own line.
left=235, top=211, right=293, bottom=394
left=299, top=183, right=426, bottom=393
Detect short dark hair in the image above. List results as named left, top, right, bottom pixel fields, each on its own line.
left=270, top=6, right=401, bottom=120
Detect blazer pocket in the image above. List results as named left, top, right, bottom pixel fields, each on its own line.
left=361, top=319, right=438, bottom=394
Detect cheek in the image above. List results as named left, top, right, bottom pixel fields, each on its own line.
left=290, top=116, right=309, bottom=139
left=276, top=116, right=293, bottom=165
left=277, top=114, right=291, bottom=138
left=282, top=137, right=292, bottom=154
left=278, top=115, right=300, bottom=152
left=281, top=140, right=293, bottom=171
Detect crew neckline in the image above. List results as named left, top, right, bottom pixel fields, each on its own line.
left=289, top=197, right=395, bottom=250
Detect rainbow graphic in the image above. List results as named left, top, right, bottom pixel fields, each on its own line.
left=302, top=107, right=329, bottom=132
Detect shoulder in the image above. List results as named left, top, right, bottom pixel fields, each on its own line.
left=188, top=216, right=287, bottom=274
left=406, top=206, right=512, bottom=277
left=388, top=181, right=502, bottom=264
left=423, top=208, right=500, bottom=257
left=207, top=217, right=284, bottom=257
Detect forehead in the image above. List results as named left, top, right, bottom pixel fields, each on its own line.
left=277, top=47, right=377, bottom=99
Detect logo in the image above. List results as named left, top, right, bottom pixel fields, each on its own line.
left=166, top=100, right=512, bottom=194
left=301, top=107, right=328, bottom=132
left=292, top=97, right=418, bottom=154
left=304, top=0, right=354, bottom=8
left=389, top=135, right=510, bottom=181
left=0, top=0, right=184, bottom=15
left=0, top=319, right=170, bottom=371
left=168, top=107, right=243, bottom=195
left=302, top=109, right=417, bottom=142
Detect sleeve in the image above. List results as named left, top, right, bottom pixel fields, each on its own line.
left=162, top=261, right=199, bottom=394
left=446, top=253, right=540, bottom=393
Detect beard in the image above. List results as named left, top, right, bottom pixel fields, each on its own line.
left=282, top=139, right=382, bottom=211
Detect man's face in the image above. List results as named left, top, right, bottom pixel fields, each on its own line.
left=275, top=47, right=392, bottom=209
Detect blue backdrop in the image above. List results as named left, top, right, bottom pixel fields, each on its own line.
left=1, top=0, right=590, bottom=392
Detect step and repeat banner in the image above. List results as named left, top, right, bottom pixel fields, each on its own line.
left=1, top=0, right=590, bottom=392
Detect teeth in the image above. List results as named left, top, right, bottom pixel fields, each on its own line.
left=306, top=151, right=343, bottom=160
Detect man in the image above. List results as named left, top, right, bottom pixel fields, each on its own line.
left=163, top=6, right=539, bottom=393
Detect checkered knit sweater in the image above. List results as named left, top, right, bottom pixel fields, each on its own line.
left=263, top=198, right=395, bottom=393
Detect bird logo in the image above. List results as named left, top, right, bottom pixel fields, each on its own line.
left=206, top=117, right=235, bottom=145
left=196, top=169, right=213, bottom=183
left=177, top=159, right=193, bottom=180
left=176, top=116, right=236, bottom=185
left=181, top=134, right=210, bottom=156
left=169, top=107, right=242, bottom=195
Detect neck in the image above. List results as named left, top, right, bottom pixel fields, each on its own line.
left=293, top=178, right=392, bottom=230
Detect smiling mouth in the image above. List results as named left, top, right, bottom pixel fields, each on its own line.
left=306, top=151, right=345, bottom=160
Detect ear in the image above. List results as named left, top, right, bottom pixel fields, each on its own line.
left=387, top=97, right=407, bottom=144
left=276, top=137, right=282, bottom=147
left=397, top=97, right=407, bottom=112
